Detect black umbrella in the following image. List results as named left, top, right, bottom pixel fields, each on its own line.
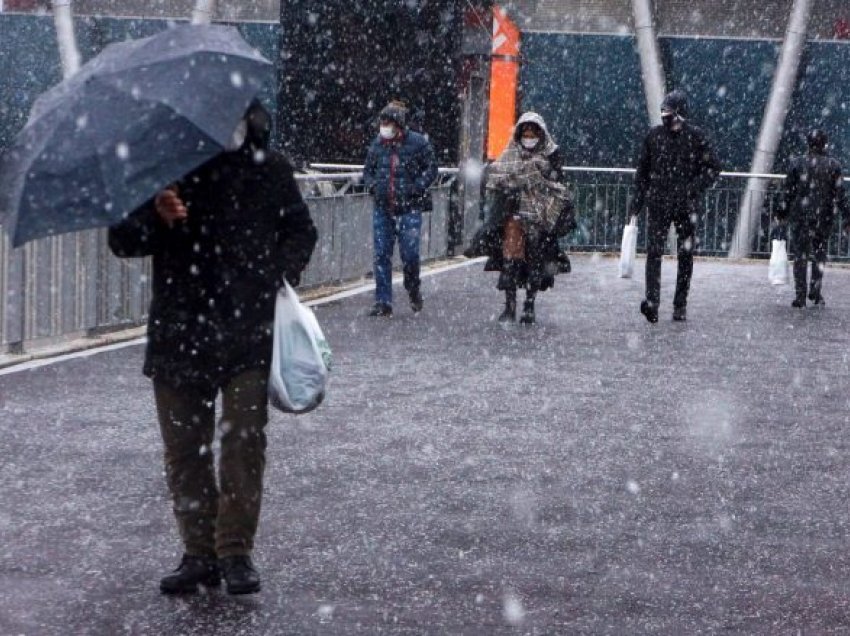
left=0, top=24, right=272, bottom=247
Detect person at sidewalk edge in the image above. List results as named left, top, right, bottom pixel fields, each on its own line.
left=362, top=100, right=438, bottom=318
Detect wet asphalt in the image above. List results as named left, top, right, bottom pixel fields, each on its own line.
left=2, top=254, right=850, bottom=635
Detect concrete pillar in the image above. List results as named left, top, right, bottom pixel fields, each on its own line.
left=191, top=0, right=217, bottom=25
left=52, top=0, right=81, bottom=79
left=729, top=0, right=812, bottom=258
left=632, top=0, right=665, bottom=127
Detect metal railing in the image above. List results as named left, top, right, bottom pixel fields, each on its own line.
left=0, top=170, right=458, bottom=355
left=564, top=167, right=850, bottom=260
left=8, top=163, right=849, bottom=356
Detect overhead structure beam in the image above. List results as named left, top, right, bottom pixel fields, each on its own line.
left=52, top=0, right=81, bottom=79
left=191, top=0, right=217, bottom=24
left=730, top=0, right=812, bottom=258
left=632, top=0, right=666, bottom=127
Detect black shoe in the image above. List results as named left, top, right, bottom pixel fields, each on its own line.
left=160, top=554, right=221, bottom=595
left=808, top=291, right=825, bottom=306
left=640, top=300, right=658, bottom=324
left=220, top=555, right=261, bottom=595
left=672, top=306, right=687, bottom=322
left=791, top=297, right=806, bottom=308
left=498, top=305, right=516, bottom=323
left=519, top=300, right=536, bottom=325
left=498, top=291, right=517, bottom=323
left=557, top=252, right=571, bottom=273
left=368, top=303, right=393, bottom=317
left=409, top=290, right=423, bottom=313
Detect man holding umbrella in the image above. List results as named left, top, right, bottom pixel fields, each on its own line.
left=0, top=24, right=317, bottom=596
left=109, top=101, right=317, bottom=595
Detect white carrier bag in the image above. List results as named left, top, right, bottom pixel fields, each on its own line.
left=618, top=216, right=638, bottom=278
left=269, top=281, right=332, bottom=414
left=768, top=239, right=790, bottom=285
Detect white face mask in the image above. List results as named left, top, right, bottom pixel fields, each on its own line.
left=379, top=125, right=397, bottom=140
left=227, top=119, right=248, bottom=150
left=521, top=137, right=539, bottom=150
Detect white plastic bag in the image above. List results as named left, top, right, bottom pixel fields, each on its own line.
left=268, top=281, right=332, bottom=414
left=768, top=239, right=790, bottom=285
left=618, top=216, right=638, bottom=278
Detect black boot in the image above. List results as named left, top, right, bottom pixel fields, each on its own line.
left=640, top=300, right=659, bottom=324
left=808, top=278, right=825, bottom=306
left=672, top=305, right=687, bottom=322
left=160, top=554, right=221, bottom=594
left=409, top=289, right=423, bottom=313
left=220, top=555, right=261, bottom=595
left=519, top=297, right=536, bottom=325
left=498, top=290, right=517, bottom=323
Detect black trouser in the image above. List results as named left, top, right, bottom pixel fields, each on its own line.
left=791, top=226, right=827, bottom=300
left=645, top=208, right=695, bottom=309
left=153, top=368, right=269, bottom=558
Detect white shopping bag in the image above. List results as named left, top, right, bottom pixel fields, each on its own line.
left=768, top=239, right=790, bottom=285
left=268, top=281, right=332, bottom=414
left=618, top=216, right=638, bottom=278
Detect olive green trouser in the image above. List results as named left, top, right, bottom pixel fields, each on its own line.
left=153, top=368, right=268, bottom=559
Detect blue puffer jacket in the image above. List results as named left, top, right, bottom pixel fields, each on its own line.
left=363, top=129, right=438, bottom=214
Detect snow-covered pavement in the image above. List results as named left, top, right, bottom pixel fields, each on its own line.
left=2, top=254, right=850, bottom=634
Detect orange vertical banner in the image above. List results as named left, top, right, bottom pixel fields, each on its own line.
left=488, top=6, right=520, bottom=160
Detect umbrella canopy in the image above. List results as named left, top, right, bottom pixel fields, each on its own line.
left=0, top=24, right=272, bottom=247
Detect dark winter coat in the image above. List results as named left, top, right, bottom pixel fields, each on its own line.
left=631, top=123, right=721, bottom=217
left=108, top=147, right=318, bottom=390
left=779, top=151, right=849, bottom=242
left=362, top=129, right=438, bottom=215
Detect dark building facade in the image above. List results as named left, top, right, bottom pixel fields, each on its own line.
left=277, top=1, right=470, bottom=166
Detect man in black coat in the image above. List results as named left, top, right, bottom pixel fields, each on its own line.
left=778, top=129, right=850, bottom=307
left=630, top=90, right=721, bottom=323
left=109, top=102, right=317, bottom=595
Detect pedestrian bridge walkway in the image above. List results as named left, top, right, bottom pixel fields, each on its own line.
left=2, top=255, right=850, bottom=634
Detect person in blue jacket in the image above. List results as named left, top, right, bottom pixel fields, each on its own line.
left=363, top=101, right=438, bottom=317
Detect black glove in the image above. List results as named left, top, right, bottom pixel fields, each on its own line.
left=285, top=270, right=301, bottom=287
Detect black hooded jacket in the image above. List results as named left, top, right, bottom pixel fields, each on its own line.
left=631, top=123, right=721, bottom=215
left=108, top=138, right=318, bottom=390
left=779, top=150, right=849, bottom=240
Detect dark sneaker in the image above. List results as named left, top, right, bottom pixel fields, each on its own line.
left=220, top=555, right=261, bottom=595
left=519, top=300, right=536, bottom=325
left=160, top=554, right=220, bottom=595
left=791, top=297, right=806, bottom=308
left=409, top=290, right=423, bottom=313
left=368, top=303, right=393, bottom=317
left=808, top=292, right=825, bottom=307
left=672, top=306, right=687, bottom=322
left=640, top=300, right=658, bottom=324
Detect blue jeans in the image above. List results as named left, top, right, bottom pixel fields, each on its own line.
left=373, top=209, right=422, bottom=305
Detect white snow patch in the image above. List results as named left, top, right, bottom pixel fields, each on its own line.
left=503, top=593, right=525, bottom=625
